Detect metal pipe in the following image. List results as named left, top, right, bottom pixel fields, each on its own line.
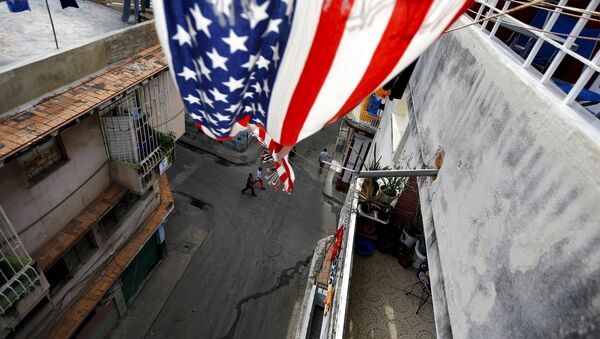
left=356, top=169, right=439, bottom=178
left=44, top=0, right=59, bottom=49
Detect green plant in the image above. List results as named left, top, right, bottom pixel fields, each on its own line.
left=158, top=131, right=176, bottom=150
left=381, top=176, right=407, bottom=197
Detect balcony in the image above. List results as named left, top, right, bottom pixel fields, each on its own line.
left=0, top=208, right=49, bottom=336
left=345, top=103, right=382, bottom=134
left=464, top=0, right=600, bottom=120
left=99, top=71, right=177, bottom=194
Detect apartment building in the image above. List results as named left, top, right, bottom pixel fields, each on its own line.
left=0, top=22, right=184, bottom=338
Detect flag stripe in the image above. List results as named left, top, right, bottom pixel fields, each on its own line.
left=332, top=0, right=434, bottom=122
left=297, top=0, right=396, bottom=142
left=278, top=0, right=355, bottom=146
left=266, top=0, right=323, bottom=143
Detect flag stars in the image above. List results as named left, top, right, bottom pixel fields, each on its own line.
left=242, top=0, right=270, bottom=29
left=209, top=87, right=228, bottom=103
left=190, top=4, right=212, bottom=37
left=263, top=18, right=282, bottom=36
left=172, top=25, right=192, bottom=47
left=223, top=76, right=245, bottom=92
left=241, top=54, right=258, bottom=70
left=183, top=94, right=201, bottom=105
left=206, top=48, right=228, bottom=71
left=178, top=67, right=197, bottom=81
left=197, top=90, right=214, bottom=108
left=222, top=30, right=248, bottom=54
left=185, top=15, right=198, bottom=45
left=252, top=82, right=262, bottom=94
left=243, top=91, right=254, bottom=98
left=256, top=55, right=270, bottom=70
left=225, top=102, right=241, bottom=113
left=263, top=79, right=270, bottom=95
left=196, top=57, right=212, bottom=81
left=271, top=43, right=280, bottom=66
left=214, top=112, right=231, bottom=122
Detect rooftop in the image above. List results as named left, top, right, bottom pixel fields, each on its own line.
left=0, top=45, right=167, bottom=162
left=0, top=0, right=128, bottom=71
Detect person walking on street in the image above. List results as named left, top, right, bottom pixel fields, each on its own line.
left=319, top=148, right=330, bottom=174
left=256, top=167, right=265, bottom=190
left=241, top=173, right=257, bottom=196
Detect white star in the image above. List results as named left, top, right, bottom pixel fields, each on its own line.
left=190, top=112, right=204, bottom=122
left=243, top=92, right=254, bottom=98
left=206, top=48, right=228, bottom=71
left=178, top=67, right=197, bottom=81
left=223, top=77, right=245, bottom=92
left=249, top=72, right=256, bottom=80
left=205, top=114, right=219, bottom=125
left=271, top=43, right=280, bottom=66
left=263, top=79, right=270, bottom=95
left=183, top=94, right=201, bottom=105
left=216, top=127, right=230, bottom=134
left=172, top=25, right=192, bottom=47
left=214, top=112, right=231, bottom=122
left=256, top=55, right=270, bottom=70
left=241, top=54, right=258, bottom=70
left=262, top=18, right=282, bottom=37
left=244, top=105, right=253, bottom=112
left=207, top=0, right=233, bottom=19
left=257, top=103, right=266, bottom=115
left=252, top=82, right=262, bottom=94
left=196, top=57, right=212, bottom=81
left=222, top=30, right=248, bottom=54
left=196, top=90, right=214, bottom=108
left=225, top=102, right=241, bottom=113
left=185, top=15, right=198, bottom=45
left=241, top=0, right=270, bottom=29
left=209, top=87, right=228, bottom=103
left=190, top=4, right=212, bottom=37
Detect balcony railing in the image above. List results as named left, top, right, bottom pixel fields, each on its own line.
left=346, top=104, right=382, bottom=133
left=99, top=71, right=176, bottom=191
left=0, top=208, right=42, bottom=315
left=464, top=0, right=600, bottom=119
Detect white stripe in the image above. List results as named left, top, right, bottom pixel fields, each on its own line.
left=297, top=0, right=396, bottom=142
left=381, top=0, right=469, bottom=87
left=266, top=0, right=323, bottom=143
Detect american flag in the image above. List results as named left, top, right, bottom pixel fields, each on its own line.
left=155, top=0, right=470, bottom=192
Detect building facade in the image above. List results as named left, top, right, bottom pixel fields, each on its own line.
left=0, top=22, right=184, bottom=338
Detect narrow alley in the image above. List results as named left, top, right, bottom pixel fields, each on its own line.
left=110, top=123, right=342, bottom=338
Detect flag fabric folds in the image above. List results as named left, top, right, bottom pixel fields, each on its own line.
left=6, top=0, right=31, bottom=12
left=154, top=0, right=470, bottom=192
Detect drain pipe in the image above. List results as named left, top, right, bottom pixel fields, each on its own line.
left=321, top=161, right=439, bottom=179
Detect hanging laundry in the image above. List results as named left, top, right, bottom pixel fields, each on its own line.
left=60, top=0, right=79, bottom=9
left=6, top=0, right=31, bottom=12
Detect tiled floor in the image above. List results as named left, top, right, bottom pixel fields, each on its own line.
left=345, top=251, right=436, bottom=339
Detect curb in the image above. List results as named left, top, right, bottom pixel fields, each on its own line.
left=177, top=136, right=262, bottom=166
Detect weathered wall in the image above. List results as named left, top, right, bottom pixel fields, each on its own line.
left=0, top=21, right=158, bottom=115
left=0, top=115, right=109, bottom=252
left=405, top=22, right=600, bottom=338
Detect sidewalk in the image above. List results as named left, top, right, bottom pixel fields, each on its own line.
left=179, top=131, right=263, bottom=166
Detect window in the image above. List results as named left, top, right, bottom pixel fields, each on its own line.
left=19, top=137, right=67, bottom=184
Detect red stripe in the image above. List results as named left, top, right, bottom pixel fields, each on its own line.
left=279, top=0, right=355, bottom=146
left=329, top=0, right=435, bottom=123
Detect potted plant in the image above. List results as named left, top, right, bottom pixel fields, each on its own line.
left=377, top=176, right=407, bottom=206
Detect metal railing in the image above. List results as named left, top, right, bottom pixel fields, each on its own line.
left=467, top=0, right=600, bottom=118
left=346, top=104, right=382, bottom=132
left=99, top=71, right=176, bottom=188
left=0, top=207, right=41, bottom=315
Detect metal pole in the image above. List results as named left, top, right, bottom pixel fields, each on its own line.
left=44, top=0, right=59, bottom=49
left=357, top=169, right=439, bottom=178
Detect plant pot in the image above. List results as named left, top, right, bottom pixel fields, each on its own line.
left=376, top=191, right=397, bottom=205
left=357, top=217, right=377, bottom=236
left=412, top=239, right=427, bottom=269
left=402, top=229, right=417, bottom=248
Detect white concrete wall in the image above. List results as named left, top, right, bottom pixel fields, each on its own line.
left=400, top=21, right=600, bottom=338
left=0, top=115, right=109, bottom=253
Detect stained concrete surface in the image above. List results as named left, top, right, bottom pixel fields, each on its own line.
left=0, top=0, right=128, bottom=69
left=111, top=122, right=342, bottom=338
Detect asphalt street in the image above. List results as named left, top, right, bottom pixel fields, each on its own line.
left=111, top=122, right=341, bottom=339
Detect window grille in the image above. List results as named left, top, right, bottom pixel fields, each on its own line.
left=0, top=207, right=41, bottom=314
left=99, top=71, right=176, bottom=190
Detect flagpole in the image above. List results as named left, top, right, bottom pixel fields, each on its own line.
left=44, top=0, right=59, bottom=49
